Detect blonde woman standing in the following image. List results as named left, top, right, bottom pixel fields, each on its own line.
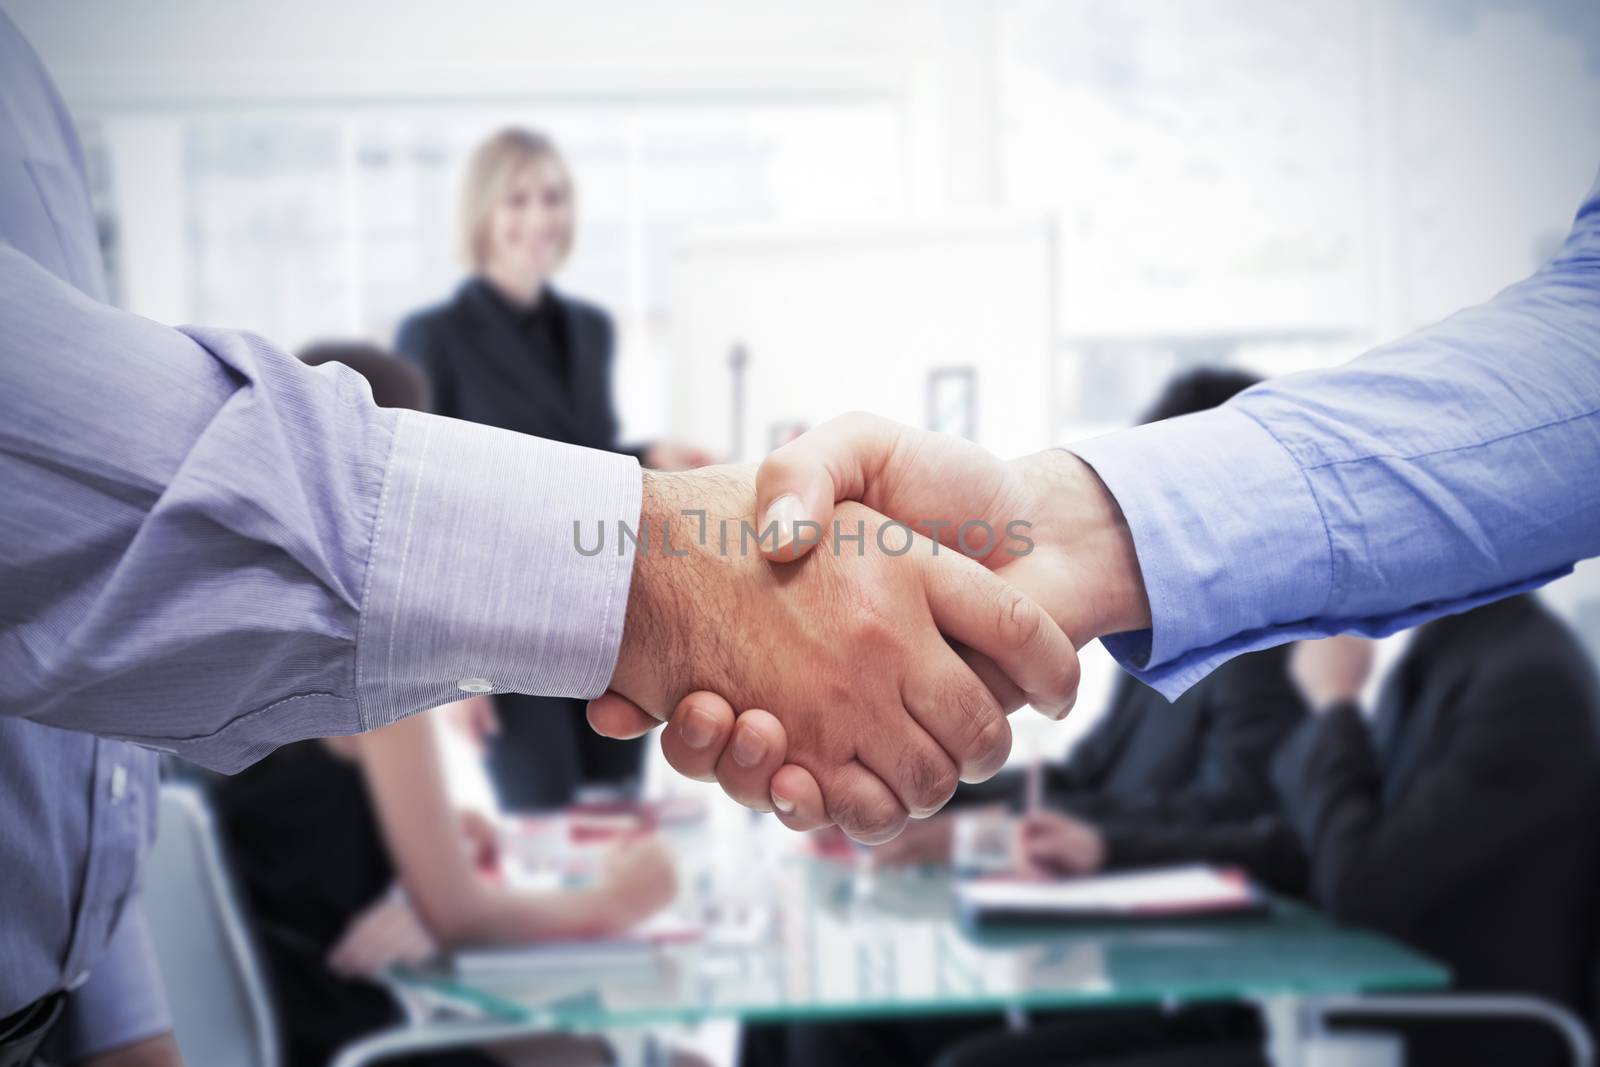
left=398, top=128, right=710, bottom=812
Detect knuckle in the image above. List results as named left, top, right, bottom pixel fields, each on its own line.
left=761, top=448, right=801, bottom=483
left=998, top=586, right=1045, bottom=651
left=904, top=751, right=958, bottom=815
left=971, top=712, right=1012, bottom=767
left=821, top=677, right=860, bottom=719
left=848, top=613, right=900, bottom=664
left=941, top=672, right=1003, bottom=754
left=829, top=786, right=903, bottom=840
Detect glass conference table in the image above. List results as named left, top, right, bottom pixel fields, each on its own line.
left=331, top=826, right=1451, bottom=1067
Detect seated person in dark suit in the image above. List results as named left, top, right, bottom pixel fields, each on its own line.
left=934, top=593, right=1600, bottom=1067
left=396, top=127, right=711, bottom=813
left=874, top=644, right=1307, bottom=868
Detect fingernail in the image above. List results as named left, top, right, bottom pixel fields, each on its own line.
left=680, top=707, right=716, bottom=749
left=763, top=494, right=804, bottom=549
left=772, top=790, right=795, bottom=814
left=732, top=727, right=767, bottom=768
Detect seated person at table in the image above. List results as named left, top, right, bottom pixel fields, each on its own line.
left=933, top=594, right=1600, bottom=1067
left=211, top=344, right=681, bottom=1067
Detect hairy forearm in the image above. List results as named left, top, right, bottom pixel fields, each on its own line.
left=612, top=468, right=746, bottom=713
left=427, top=883, right=621, bottom=947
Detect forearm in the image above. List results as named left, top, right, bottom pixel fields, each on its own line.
left=444, top=885, right=627, bottom=947
left=1, top=247, right=640, bottom=769
left=1100, top=815, right=1307, bottom=895
left=1062, top=784, right=1266, bottom=825
left=1069, top=179, right=1600, bottom=696
left=409, top=874, right=615, bottom=947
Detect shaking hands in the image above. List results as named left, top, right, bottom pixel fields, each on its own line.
left=598, top=414, right=1152, bottom=841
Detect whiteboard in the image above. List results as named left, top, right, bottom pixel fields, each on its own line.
left=669, top=215, right=1057, bottom=462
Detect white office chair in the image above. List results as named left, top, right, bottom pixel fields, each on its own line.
left=145, top=783, right=280, bottom=1067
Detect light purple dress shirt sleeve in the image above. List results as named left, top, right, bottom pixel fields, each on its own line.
left=0, top=245, right=642, bottom=772
left=1071, top=170, right=1600, bottom=699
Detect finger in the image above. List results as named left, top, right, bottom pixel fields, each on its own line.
left=712, top=709, right=790, bottom=812
left=658, top=692, right=738, bottom=782
left=586, top=691, right=663, bottom=740
left=756, top=411, right=906, bottom=562
left=853, top=707, right=962, bottom=819
left=820, top=760, right=909, bottom=844
left=956, top=645, right=1027, bottom=713
left=770, top=763, right=831, bottom=832
left=1019, top=812, right=1062, bottom=835
left=901, top=642, right=1013, bottom=785
left=918, top=552, right=1080, bottom=721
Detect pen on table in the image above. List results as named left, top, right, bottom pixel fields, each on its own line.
left=1024, top=755, right=1043, bottom=816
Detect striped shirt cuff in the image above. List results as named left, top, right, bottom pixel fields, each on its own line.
left=357, top=411, right=641, bottom=728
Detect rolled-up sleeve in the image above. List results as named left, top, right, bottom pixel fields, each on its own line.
left=0, top=245, right=640, bottom=771
left=46, top=901, right=171, bottom=1062
left=1071, top=170, right=1600, bottom=698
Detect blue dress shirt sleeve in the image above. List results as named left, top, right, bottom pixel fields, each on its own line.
left=0, top=245, right=641, bottom=772
left=1071, top=170, right=1600, bottom=699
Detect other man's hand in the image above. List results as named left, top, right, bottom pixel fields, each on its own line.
left=605, top=465, right=1079, bottom=842
left=595, top=417, right=1147, bottom=831
left=1289, top=635, right=1376, bottom=712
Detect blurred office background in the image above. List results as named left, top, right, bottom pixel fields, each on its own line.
left=9, top=0, right=1600, bottom=771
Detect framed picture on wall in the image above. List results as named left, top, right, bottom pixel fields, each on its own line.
left=927, top=366, right=977, bottom=440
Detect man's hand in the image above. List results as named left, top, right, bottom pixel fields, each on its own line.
left=594, top=416, right=1147, bottom=831
left=1289, top=635, right=1376, bottom=712
left=604, top=464, right=1080, bottom=842
left=1015, top=811, right=1106, bottom=878
left=755, top=412, right=1151, bottom=647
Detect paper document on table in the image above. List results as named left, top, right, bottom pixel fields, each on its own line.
left=957, top=864, right=1265, bottom=926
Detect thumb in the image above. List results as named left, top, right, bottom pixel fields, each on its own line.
left=586, top=690, right=664, bottom=740
left=756, top=411, right=904, bottom=562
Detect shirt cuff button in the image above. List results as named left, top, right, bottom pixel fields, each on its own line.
left=456, top=677, right=494, bottom=694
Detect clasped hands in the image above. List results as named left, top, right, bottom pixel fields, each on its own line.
left=599, top=413, right=1151, bottom=842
